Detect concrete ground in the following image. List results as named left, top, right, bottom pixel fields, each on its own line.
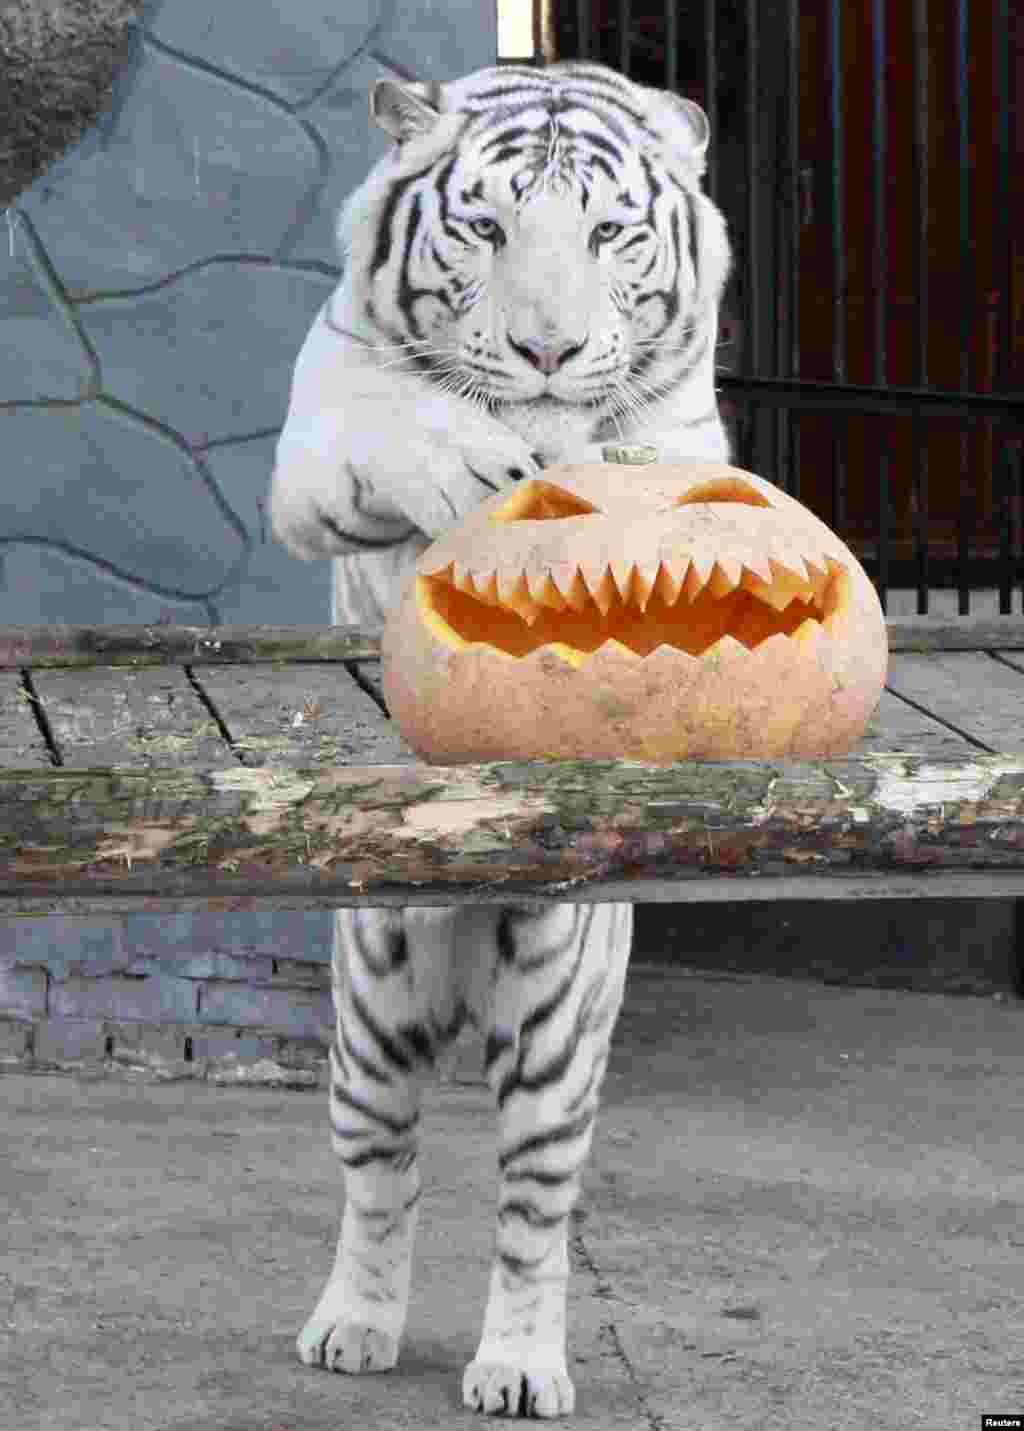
left=3, top=964, right=1023, bottom=1431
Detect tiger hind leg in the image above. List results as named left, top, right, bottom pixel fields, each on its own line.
left=297, top=906, right=466, bottom=1375
left=462, top=901, right=633, bottom=1419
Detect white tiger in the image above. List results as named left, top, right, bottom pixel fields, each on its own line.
left=270, top=61, right=731, bottom=1418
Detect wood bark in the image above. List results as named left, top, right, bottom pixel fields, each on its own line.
left=2, top=755, right=1023, bottom=914
left=1, top=619, right=1021, bottom=670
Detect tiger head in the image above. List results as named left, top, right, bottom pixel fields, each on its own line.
left=339, top=62, right=731, bottom=454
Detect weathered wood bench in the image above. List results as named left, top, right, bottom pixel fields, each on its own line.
left=1, top=625, right=1022, bottom=978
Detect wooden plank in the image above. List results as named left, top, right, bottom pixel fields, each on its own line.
left=3, top=869, right=1023, bottom=916
left=886, top=615, right=1024, bottom=651
left=884, top=651, right=1024, bottom=753
left=27, top=667, right=231, bottom=769
left=0, top=616, right=1021, bottom=670
left=0, top=661, right=994, bottom=769
left=857, top=686, right=978, bottom=757
left=0, top=672, right=52, bottom=767
left=353, top=659, right=386, bottom=709
left=190, top=663, right=415, bottom=767
left=0, top=624, right=381, bottom=670
left=1, top=755, right=1022, bottom=913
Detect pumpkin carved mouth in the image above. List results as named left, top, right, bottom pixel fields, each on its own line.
left=417, top=477, right=850, bottom=667
left=418, top=556, right=849, bottom=667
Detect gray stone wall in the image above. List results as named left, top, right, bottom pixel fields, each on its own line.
left=1, top=0, right=497, bottom=1075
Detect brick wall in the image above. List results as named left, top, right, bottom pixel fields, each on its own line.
left=0, top=910, right=487, bottom=1085
left=0, top=911, right=332, bottom=1082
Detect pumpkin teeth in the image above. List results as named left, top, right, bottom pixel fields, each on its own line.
left=455, top=566, right=482, bottom=601
left=699, top=634, right=747, bottom=659
left=706, top=561, right=741, bottom=598
left=741, top=558, right=813, bottom=612
left=804, top=560, right=830, bottom=604
left=681, top=563, right=707, bottom=603
left=773, top=555, right=812, bottom=587
left=559, top=568, right=592, bottom=612
left=586, top=568, right=619, bottom=616
left=651, top=562, right=683, bottom=605
left=739, top=555, right=774, bottom=587
left=531, top=572, right=568, bottom=611
left=823, top=561, right=851, bottom=625
left=609, top=559, right=636, bottom=603
left=627, top=563, right=656, bottom=611
left=500, top=572, right=543, bottom=625
left=792, top=617, right=820, bottom=644
left=603, top=638, right=643, bottom=661
left=423, top=551, right=847, bottom=662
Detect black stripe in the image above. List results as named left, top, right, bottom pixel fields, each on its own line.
left=630, top=329, right=712, bottom=394
left=342, top=1144, right=417, bottom=1171
left=466, top=90, right=636, bottom=152
left=499, top=1109, right=596, bottom=1172
left=339, top=1026, right=392, bottom=1085
left=498, top=1200, right=566, bottom=1230
left=618, top=231, right=649, bottom=256
left=498, top=1249, right=549, bottom=1277
left=395, top=190, right=426, bottom=338
left=485, top=1029, right=516, bottom=1073
left=397, top=1020, right=436, bottom=1066
left=348, top=984, right=414, bottom=1072
left=317, top=497, right=410, bottom=551
left=481, top=124, right=538, bottom=155
left=684, top=190, right=700, bottom=287
left=330, top=1083, right=418, bottom=1136
left=561, top=126, right=625, bottom=166
left=502, top=1166, right=576, bottom=1187
left=488, top=145, right=534, bottom=167
left=368, top=162, right=436, bottom=281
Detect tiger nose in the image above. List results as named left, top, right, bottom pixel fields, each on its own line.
left=510, top=335, right=586, bottom=375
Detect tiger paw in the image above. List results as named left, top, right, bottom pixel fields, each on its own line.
left=462, top=1359, right=576, bottom=1418
left=297, top=1314, right=400, bottom=1374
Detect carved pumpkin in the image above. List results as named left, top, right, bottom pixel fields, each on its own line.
left=381, top=457, right=888, bottom=762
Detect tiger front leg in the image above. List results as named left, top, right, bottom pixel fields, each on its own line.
left=297, top=908, right=439, bottom=1376
left=297, top=1156, right=421, bottom=1373
left=463, top=902, right=633, bottom=1419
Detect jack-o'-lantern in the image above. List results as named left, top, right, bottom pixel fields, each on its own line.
left=381, top=455, right=887, bottom=762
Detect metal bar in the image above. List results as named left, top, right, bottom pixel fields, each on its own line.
left=872, top=0, right=889, bottom=610
left=704, top=0, right=718, bottom=205
left=829, top=0, right=847, bottom=384
left=618, top=0, right=631, bottom=75
left=785, top=0, right=800, bottom=497
left=576, top=0, right=591, bottom=58
left=664, top=0, right=678, bottom=92
left=716, top=375, right=1023, bottom=422
left=912, top=0, right=930, bottom=613
left=956, top=0, right=973, bottom=615
left=745, top=0, right=760, bottom=378
left=997, top=444, right=1015, bottom=615
left=829, top=0, right=848, bottom=539
left=1016, top=443, right=1024, bottom=613
left=994, top=0, right=1013, bottom=610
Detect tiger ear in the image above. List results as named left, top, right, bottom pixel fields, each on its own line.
left=654, top=93, right=710, bottom=175
left=672, top=97, right=710, bottom=157
left=371, top=78, right=444, bottom=144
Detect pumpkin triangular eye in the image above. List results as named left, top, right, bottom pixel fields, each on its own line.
left=672, top=478, right=773, bottom=508
left=491, top=479, right=600, bottom=522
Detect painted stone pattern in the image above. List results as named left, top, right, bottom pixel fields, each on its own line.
left=0, top=0, right=496, bottom=1065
